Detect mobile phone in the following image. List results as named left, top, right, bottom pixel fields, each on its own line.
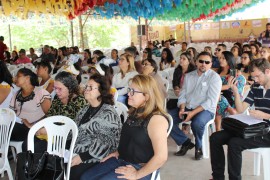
left=182, top=114, right=187, bottom=120
left=230, top=69, right=236, bottom=77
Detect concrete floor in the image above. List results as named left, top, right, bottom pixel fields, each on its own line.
left=1, top=138, right=264, bottom=180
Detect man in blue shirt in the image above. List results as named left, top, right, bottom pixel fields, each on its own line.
left=212, top=44, right=226, bottom=69
left=169, top=52, right=222, bottom=160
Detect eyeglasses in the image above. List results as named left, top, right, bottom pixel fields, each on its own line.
left=251, top=72, right=264, bottom=80
left=84, top=85, right=98, bottom=91
left=127, top=87, right=144, bottom=96
left=53, top=87, right=63, bottom=91
left=198, top=59, right=211, bottom=64
left=215, top=48, right=221, bottom=52
left=143, top=51, right=148, bottom=54
left=142, top=63, right=151, bottom=66
left=241, top=56, right=249, bottom=59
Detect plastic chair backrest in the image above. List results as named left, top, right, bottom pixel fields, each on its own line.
left=163, top=79, right=169, bottom=92
left=112, top=66, right=120, bottom=75
left=0, top=108, right=16, bottom=163
left=27, top=116, right=78, bottom=180
left=158, top=71, right=169, bottom=80
left=81, top=74, right=90, bottom=85
left=114, top=102, right=129, bottom=123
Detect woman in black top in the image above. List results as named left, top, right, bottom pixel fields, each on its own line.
left=81, top=74, right=169, bottom=180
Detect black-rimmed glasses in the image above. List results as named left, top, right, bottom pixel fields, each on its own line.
left=84, top=85, right=98, bottom=91
left=127, top=87, right=144, bottom=96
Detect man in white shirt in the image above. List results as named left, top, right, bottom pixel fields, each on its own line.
left=169, top=51, right=222, bottom=160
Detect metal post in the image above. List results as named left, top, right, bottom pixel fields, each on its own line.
left=70, top=20, right=74, bottom=46
left=8, top=24, right=12, bottom=51
left=139, top=17, right=142, bottom=50
left=78, top=15, right=84, bottom=50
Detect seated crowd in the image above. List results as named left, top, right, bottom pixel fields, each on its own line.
left=0, top=37, right=270, bottom=180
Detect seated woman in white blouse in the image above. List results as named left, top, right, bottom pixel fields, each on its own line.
left=112, top=53, right=138, bottom=105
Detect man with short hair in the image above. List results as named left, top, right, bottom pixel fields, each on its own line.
left=40, top=45, right=55, bottom=63
left=0, top=36, right=8, bottom=60
left=210, top=58, right=270, bottom=180
left=212, top=44, right=226, bottom=69
left=258, top=23, right=270, bottom=47
left=175, top=42, right=188, bottom=59
left=169, top=52, right=222, bottom=160
left=148, top=42, right=161, bottom=57
left=14, top=49, right=31, bottom=64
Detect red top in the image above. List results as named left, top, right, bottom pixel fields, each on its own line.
left=14, top=56, right=31, bottom=64
left=0, top=42, right=7, bottom=60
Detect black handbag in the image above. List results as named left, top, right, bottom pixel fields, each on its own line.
left=222, top=117, right=270, bottom=139
left=16, top=151, right=64, bottom=180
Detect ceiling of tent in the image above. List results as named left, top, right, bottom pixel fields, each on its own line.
left=0, top=0, right=265, bottom=22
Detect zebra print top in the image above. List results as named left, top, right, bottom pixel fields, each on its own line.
left=73, top=103, right=122, bottom=163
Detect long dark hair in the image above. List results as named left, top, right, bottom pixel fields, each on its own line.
left=17, top=68, right=39, bottom=86
left=217, top=51, right=235, bottom=75
left=55, top=71, right=80, bottom=103
left=144, top=48, right=152, bottom=59
left=173, top=52, right=196, bottom=88
left=89, top=74, right=114, bottom=105
left=84, top=49, right=92, bottom=64
left=0, top=61, right=13, bottom=86
left=161, top=48, right=174, bottom=63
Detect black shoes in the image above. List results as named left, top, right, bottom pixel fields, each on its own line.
left=174, top=141, right=195, bottom=156
left=195, top=148, right=203, bottom=160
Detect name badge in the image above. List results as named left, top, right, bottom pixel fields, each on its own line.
left=202, top=82, right=207, bottom=86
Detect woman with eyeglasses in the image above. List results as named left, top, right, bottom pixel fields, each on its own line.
left=142, top=58, right=167, bottom=99
left=22, top=71, right=87, bottom=152
left=10, top=68, right=51, bottom=141
left=112, top=53, right=138, bottom=105
left=160, top=48, right=175, bottom=70
left=81, top=74, right=169, bottom=180
left=69, top=74, right=122, bottom=180
left=142, top=48, right=152, bottom=61
left=215, top=51, right=246, bottom=131
left=260, top=46, right=270, bottom=61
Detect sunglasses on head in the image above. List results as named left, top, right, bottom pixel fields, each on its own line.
left=215, top=48, right=221, bottom=52
left=198, top=59, right=211, bottom=64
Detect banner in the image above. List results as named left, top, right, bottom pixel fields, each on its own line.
left=231, top=21, right=240, bottom=28
left=202, top=23, right=210, bottom=30
left=252, top=20, right=262, bottom=27
left=211, top=22, right=220, bottom=29
left=194, top=24, right=202, bottom=30
left=221, top=22, right=230, bottom=29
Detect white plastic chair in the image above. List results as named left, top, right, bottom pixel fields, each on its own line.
left=151, top=114, right=173, bottom=180
left=112, top=66, right=120, bottom=75
left=81, top=74, right=90, bottom=85
left=27, top=116, right=78, bottom=180
left=113, top=89, right=118, bottom=103
left=158, top=71, right=169, bottom=80
left=0, top=108, right=16, bottom=180
left=177, top=117, right=215, bottom=159
left=9, top=141, right=23, bottom=162
left=246, top=148, right=270, bottom=179
left=81, top=66, right=89, bottom=72
left=114, top=101, right=129, bottom=123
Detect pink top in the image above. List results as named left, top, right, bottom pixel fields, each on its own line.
left=14, top=56, right=31, bottom=64
left=9, top=88, right=51, bottom=123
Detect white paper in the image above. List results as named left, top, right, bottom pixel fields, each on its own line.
left=16, top=117, right=23, bottom=124
left=228, top=114, right=265, bottom=125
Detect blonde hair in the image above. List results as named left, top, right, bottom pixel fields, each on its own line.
left=120, top=53, right=136, bottom=75
left=128, top=74, right=166, bottom=119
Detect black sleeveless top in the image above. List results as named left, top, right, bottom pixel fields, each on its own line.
left=118, top=109, right=168, bottom=164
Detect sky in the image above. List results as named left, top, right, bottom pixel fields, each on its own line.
left=224, top=0, right=270, bottom=20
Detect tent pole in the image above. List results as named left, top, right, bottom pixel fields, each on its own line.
left=8, top=24, right=12, bottom=51
left=70, top=20, right=74, bottom=47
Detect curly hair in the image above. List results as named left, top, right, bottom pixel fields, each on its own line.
left=89, top=74, right=114, bottom=105
left=55, top=71, right=80, bottom=102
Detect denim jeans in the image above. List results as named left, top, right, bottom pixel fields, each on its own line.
left=168, top=107, right=214, bottom=149
left=80, top=157, right=154, bottom=180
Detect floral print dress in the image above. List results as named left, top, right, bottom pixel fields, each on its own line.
left=216, top=75, right=245, bottom=117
